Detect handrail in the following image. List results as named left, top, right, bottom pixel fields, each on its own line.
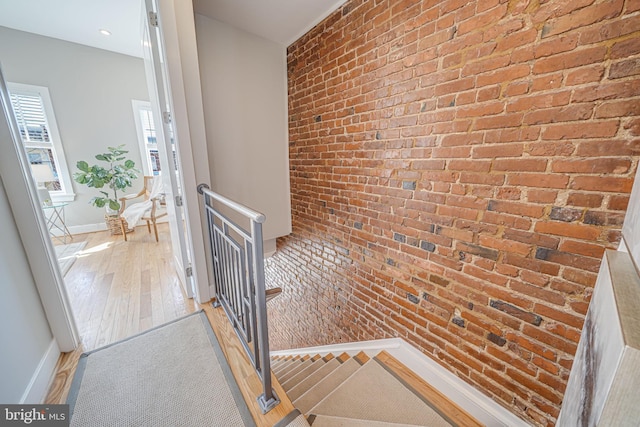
left=197, top=183, right=279, bottom=413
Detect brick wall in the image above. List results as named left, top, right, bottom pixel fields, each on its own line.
left=266, top=0, right=640, bottom=425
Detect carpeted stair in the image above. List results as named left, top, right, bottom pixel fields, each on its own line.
left=271, top=350, right=484, bottom=427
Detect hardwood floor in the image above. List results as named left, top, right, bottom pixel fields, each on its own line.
left=46, top=223, right=196, bottom=403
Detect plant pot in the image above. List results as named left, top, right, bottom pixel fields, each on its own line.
left=104, top=214, right=134, bottom=235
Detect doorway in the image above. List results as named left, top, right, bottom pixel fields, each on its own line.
left=0, top=2, right=197, bottom=353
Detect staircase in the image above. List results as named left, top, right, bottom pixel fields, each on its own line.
left=271, top=350, right=484, bottom=427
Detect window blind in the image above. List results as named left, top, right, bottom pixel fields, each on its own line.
left=9, top=92, right=51, bottom=144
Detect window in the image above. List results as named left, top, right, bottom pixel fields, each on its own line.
left=8, top=83, right=74, bottom=202
left=132, top=99, right=177, bottom=176
left=132, top=100, right=160, bottom=176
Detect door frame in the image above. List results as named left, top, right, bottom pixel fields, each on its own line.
left=154, top=0, right=213, bottom=304
left=0, top=0, right=212, bottom=355
left=0, top=65, right=78, bottom=352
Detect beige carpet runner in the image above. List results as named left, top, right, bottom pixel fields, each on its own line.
left=67, top=311, right=255, bottom=426
left=272, top=351, right=483, bottom=426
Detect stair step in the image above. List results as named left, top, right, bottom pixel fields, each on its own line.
left=275, top=355, right=308, bottom=377
left=294, top=352, right=368, bottom=414
left=279, top=357, right=319, bottom=383
left=308, top=357, right=453, bottom=426
left=374, top=351, right=482, bottom=427
left=308, top=414, right=422, bottom=427
left=273, top=354, right=299, bottom=372
left=287, top=358, right=342, bottom=401
left=282, top=358, right=327, bottom=391
left=272, top=356, right=293, bottom=371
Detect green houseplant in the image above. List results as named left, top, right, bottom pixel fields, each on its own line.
left=73, top=145, right=140, bottom=213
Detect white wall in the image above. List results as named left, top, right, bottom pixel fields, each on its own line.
left=194, top=15, right=292, bottom=243
left=0, top=26, right=149, bottom=228
left=0, top=176, right=54, bottom=403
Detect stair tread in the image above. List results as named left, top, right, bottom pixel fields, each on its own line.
left=279, top=359, right=319, bottom=383
left=287, top=359, right=342, bottom=401
left=294, top=358, right=362, bottom=414
left=282, top=359, right=327, bottom=391
left=309, top=414, right=425, bottom=427
left=309, top=359, right=454, bottom=426
left=375, top=351, right=483, bottom=427
left=275, top=356, right=307, bottom=377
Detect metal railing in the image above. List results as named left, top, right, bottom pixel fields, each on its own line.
left=197, top=183, right=279, bottom=413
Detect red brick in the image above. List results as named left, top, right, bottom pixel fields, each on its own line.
left=533, top=46, right=607, bottom=74
left=565, top=65, right=605, bottom=86
left=523, top=104, right=594, bottom=125
left=503, top=253, right=561, bottom=276
left=513, top=280, right=566, bottom=306
left=505, top=331, right=556, bottom=361
left=472, top=143, right=524, bottom=158
left=570, top=176, right=634, bottom=193
left=628, top=0, right=640, bottom=13
left=523, top=325, right=578, bottom=355
left=559, top=240, right=606, bottom=259
left=608, top=195, right=630, bottom=211
left=507, top=173, right=569, bottom=189
left=507, top=91, right=570, bottom=113
left=541, top=0, right=624, bottom=38
left=528, top=190, right=558, bottom=204
left=535, top=221, right=601, bottom=240
left=596, top=100, right=640, bottom=118
left=575, top=140, right=640, bottom=157
left=611, top=33, right=640, bottom=60
left=561, top=268, right=597, bottom=288
left=542, top=121, right=620, bottom=140
left=527, top=141, right=576, bottom=157
left=552, top=158, right=631, bottom=174
left=534, top=34, right=579, bottom=59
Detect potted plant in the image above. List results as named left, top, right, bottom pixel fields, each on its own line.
left=74, top=145, right=140, bottom=233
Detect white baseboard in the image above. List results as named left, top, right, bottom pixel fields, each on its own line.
left=20, top=339, right=60, bottom=404
left=49, top=216, right=171, bottom=237
left=271, top=338, right=531, bottom=427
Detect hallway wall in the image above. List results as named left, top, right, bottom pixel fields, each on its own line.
left=0, top=176, right=53, bottom=403
left=266, top=1, right=640, bottom=426
left=194, top=14, right=292, bottom=243
left=0, top=26, right=149, bottom=229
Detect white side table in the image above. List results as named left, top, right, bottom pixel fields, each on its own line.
left=43, top=202, right=72, bottom=244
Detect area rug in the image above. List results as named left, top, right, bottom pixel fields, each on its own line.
left=54, top=241, right=87, bottom=276
left=67, top=310, right=255, bottom=427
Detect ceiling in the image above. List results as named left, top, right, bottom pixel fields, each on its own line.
left=0, top=0, right=346, bottom=58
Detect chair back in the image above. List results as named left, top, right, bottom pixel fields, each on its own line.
left=143, top=176, right=155, bottom=201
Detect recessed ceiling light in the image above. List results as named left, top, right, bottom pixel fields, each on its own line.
left=99, top=29, right=112, bottom=36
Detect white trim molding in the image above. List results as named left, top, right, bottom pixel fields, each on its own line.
left=20, top=340, right=60, bottom=404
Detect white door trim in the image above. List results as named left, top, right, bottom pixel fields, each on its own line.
left=0, top=65, right=79, bottom=352
left=156, top=0, right=213, bottom=303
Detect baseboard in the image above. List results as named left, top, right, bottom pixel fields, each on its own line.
left=50, top=216, right=171, bottom=237
left=20, top=339, right=60, bottom=404
left=271, top=337, right=530, bottom=427
left=387, top=339, right=530, bottom=427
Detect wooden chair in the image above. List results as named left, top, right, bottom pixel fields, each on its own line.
left=118, top=176, right=167, bottom=242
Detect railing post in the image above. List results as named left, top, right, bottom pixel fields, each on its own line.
left=252, top=218, right=279, bottom=413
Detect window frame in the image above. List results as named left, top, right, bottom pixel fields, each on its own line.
left=8, top=82, right=75, bottom=202
left=132, top=99, right=160, bottom=177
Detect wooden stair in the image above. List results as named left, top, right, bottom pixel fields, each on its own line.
left=271, top=350, right=484, bottom=427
